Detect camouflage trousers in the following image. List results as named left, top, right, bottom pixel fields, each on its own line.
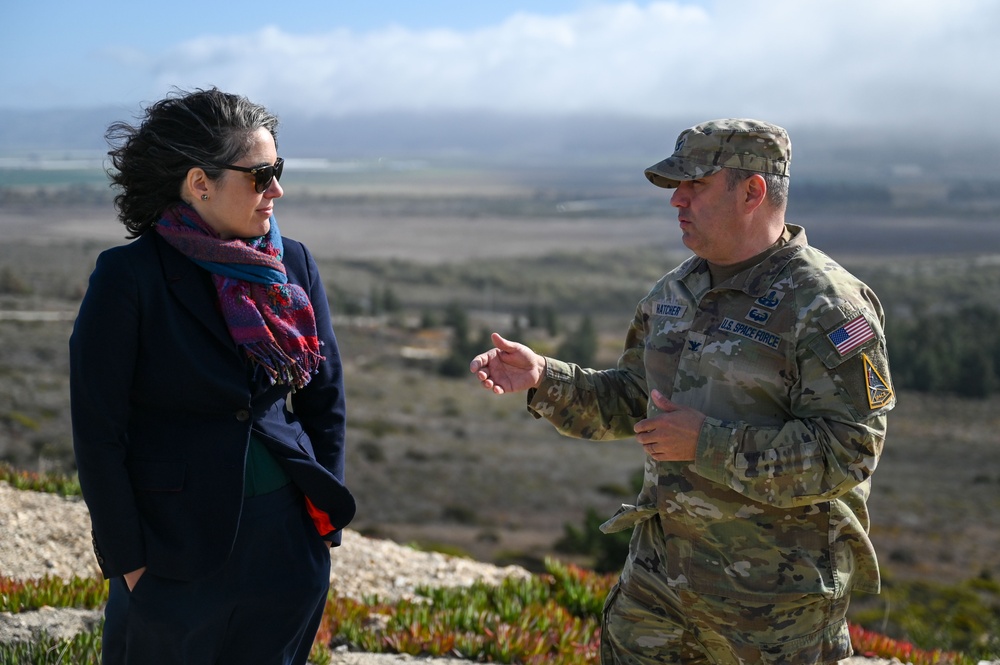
left=599, top=517, right=853, bottom=665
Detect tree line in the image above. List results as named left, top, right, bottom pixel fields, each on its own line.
left=312, top=250, right=1000, bottom=400
left=432, top=301, right=1000, bottom=398
left=887, top=303, right=1000, bottom=398
left=429, top=297, right=1000, bottom=398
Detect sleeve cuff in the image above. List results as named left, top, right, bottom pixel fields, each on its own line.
left=526, top=357, right=572, bottom=418
left=542, top=356, right=574, bottom=381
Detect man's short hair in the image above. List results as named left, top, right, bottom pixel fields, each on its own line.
left=724, top=168, right=789, bottom=209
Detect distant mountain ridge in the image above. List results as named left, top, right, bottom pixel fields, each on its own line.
left=1, top=107, right=996, bottom=184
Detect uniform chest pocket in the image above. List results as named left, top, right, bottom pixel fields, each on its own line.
left=644, top=319, right=693, bottom=387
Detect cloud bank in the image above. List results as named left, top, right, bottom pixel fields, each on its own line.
left=112, top=0, right=999, bottom=132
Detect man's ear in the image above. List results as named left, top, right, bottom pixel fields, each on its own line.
left=742, top=173, right=768, bottom=213
left=182, top=167, right=211, bottom=203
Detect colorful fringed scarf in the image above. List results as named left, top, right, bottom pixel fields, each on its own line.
left=155, top=203, right=323, bottom=389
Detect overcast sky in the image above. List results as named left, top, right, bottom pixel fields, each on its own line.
left=5, top=0, right=999, bottom=133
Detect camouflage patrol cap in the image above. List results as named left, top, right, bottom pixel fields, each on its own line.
left=644, top=118, right=791, bottom=189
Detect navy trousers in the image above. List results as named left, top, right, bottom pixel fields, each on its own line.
left=102, top=484, right=331, bottom=665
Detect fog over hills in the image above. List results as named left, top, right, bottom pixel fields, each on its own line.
left=2, top=107, right=997, bottom=187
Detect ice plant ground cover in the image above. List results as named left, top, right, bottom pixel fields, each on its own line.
left=0, top=557, right=992, bottom=664
left=0, top=463, right=998, bottom=663
left=849, top=624, right=961, bottom=665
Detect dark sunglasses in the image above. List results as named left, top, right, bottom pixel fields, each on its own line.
left=213, top=157, right=284, bottom=193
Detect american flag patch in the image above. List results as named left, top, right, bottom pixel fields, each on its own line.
left=828, top=315, right=875, bottom=356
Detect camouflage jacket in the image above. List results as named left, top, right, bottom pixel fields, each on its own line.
left=527, top=225, right=894, bottom=601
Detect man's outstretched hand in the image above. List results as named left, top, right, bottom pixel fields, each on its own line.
left=469, top=332, right=546, bottom=395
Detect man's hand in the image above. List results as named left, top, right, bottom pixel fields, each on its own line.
left=633, top=390, right=705, bottom=461
left=469, top=332, right=546, bottom=395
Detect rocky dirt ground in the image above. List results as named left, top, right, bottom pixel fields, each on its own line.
left=0, top=482, right=936, bottom=665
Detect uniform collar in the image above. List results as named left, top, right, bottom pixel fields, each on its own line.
left=677, top=224, right=809, bottom=298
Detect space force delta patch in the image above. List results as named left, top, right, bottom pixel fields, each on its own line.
left=863, top=353, right=894, bottom=409
left=719, top=317, right=781, bottom=349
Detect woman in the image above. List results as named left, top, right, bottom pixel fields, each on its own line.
left=70, top=88, right=356, bottom=665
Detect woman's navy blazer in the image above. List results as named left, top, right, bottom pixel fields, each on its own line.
left=70, top=231, right=356, bottom=581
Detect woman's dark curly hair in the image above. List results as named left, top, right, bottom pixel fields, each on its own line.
left=106, top=87, right=279, bottom=237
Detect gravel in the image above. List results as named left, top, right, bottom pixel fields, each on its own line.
left=0, top=482, right=943, bottom=664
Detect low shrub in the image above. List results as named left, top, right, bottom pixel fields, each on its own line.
left=0, top=462, right=80, bottom=496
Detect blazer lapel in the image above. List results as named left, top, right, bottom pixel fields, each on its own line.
left=153, top=234, right=241, bottom=356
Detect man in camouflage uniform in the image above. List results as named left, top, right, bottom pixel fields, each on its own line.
left=469, top=118, right=894, bottom=664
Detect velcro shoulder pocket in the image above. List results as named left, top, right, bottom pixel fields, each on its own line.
left=807, top=307, right=880, bottom=370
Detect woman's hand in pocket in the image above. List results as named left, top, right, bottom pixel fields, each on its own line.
left=124, top=566, right=147, bottom=592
